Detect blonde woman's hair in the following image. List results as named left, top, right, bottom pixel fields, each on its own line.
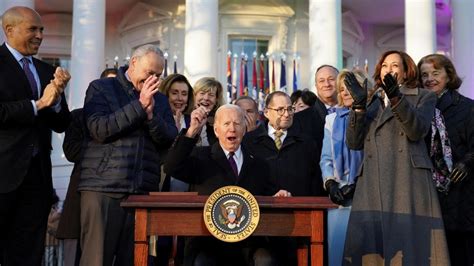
left=193, top=77, right=225, bottom=112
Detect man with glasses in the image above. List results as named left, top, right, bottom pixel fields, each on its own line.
left=244, top=91, right=325, bottom=197
left=243, top=91, right=326, bottom=264
left=76, top=44, right=177, bottom=265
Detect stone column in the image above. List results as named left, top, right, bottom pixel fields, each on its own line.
left=69, top=0, right=105, bottom=109
left=309, top=0, right=342, bottom=89
left=405, top=0, right=436, bottom=64
left=452, top=0, right=474, bottom=99
left=184, top=0, right=218, bottom=85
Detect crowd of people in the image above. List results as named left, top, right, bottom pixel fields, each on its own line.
left=1, top=5, right=473, bottom=266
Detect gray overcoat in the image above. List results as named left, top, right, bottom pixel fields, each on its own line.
left=343, top=87, right=450, bottom=266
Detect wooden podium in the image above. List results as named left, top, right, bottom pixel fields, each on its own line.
left=121, top=194, right=335, bottom=266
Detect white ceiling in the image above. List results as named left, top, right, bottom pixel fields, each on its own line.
left=34, top=0, right=451, bottom=26
left=36, top=0, right=137, bottom=14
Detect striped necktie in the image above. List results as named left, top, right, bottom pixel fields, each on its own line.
left=274, top=130, right=283, bottom=150
left=21, top=57, right=38, bottom=100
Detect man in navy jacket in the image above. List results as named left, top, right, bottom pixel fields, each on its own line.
left=77, top=44, right=177, bottom=265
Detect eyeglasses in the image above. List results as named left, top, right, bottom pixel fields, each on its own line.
left=266, top=107, right=296, bottom=116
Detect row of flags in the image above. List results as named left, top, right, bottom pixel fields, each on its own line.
left=163, top=53, right=178, bottom=78
left=226, top=51, right=300, bottom=109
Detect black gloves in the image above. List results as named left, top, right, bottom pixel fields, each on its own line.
left=325, top=180, right=345, bottom=205
left=340, top=183, right=356, bottom=200
left=381, top=73, right=401, bottom=99
left=344, top=72, right=368, bottom=110
left=450, top=153, right=474, bottom=183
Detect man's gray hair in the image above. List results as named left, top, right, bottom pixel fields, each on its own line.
left=215, top=104, right=246, bottom=124
left=131, top=44, right=164, bottom=60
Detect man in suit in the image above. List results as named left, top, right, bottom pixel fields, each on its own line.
left=0, top=6, right=71, bottom=265
left=293, top=65, right=339, bottom=148
left=243, top=91, right=325, bottom=197
left=165, top=104, right=289, bottom=265
left=243, top=91, right=326, bottom=265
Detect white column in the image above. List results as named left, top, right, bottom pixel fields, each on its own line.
left=69, top=0, right=105, bottom=109
left=0, top=0, right=35, bottom=44
left=452, top=0, right=474, bottom=99
left=184, top=0, right=218, bottom=85
left=309, top=0, right=342, bottom=89
left=2, top=0, right=34, bottom=9
left=405, top=0, right=436, bottom=64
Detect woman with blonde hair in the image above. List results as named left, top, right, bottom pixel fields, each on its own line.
left=320, top=69, right=369, bottom=266
left=193, top=77, right=225, bottom=146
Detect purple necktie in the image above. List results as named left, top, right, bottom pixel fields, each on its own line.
left=21, top=57, right=38, bottom=100
left=327, top=106, right=336, bottom=114
left=228, top=152, right=238, bottom=177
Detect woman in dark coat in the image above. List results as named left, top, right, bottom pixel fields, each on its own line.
left=158, top=74, right=194, bottom=192
left=343, top=50, right=450, bottom=265
left=419, top=54, right=474, bottom=266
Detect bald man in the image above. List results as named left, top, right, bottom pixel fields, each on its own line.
left=0, top=6, right=71, bottom=265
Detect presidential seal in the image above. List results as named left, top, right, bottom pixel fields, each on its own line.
left=203, top=186, right=260, bottom=242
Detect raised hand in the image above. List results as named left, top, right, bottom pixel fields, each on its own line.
left=344, top=72, right=367, bottom=110
left=185, top=106, right=208, bottom=138
left=145, top=97, right=155, bottom=120
left=174, top=109, right=183, bottom=130
left=244, top=112, right=257, bottom=132
left=382, top=73, right=401, bottom=99
left=51, top=67, right=71, bottom=93
left=139, top=75, right=160, bottom=110
left=36, top=82, right=60, bottom=110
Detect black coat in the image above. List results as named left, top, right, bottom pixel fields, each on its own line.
left=436, top=90, right=474, bottom=232
left=79, top=67, right=178, bottom=193
left=292, top=98, right=325, bottom=148
left=243, top=123, right=326, bottom=197
left=0, top=44, right=70, bottom=193
left=163, top=132, right=279, bottom=196
left=56, top=108, right=85, bottom=239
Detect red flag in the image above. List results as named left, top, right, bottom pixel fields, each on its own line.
left=226, top=52, right=232, bottom=101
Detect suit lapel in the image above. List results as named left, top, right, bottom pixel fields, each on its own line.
left=0, top=44, right=32, bottom=99
left=238, top=145, right=255, bottom=183
left=375, top=104, right=394, bottom=131
left=375, top=87, right=420, bottom=131
left=33, top=58, right=50, bottom=95
left=252, top=124, right=278, bottom=151
left=211, top=143, right=237, bottom=182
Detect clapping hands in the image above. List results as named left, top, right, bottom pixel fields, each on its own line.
left=381, top=73, right=401, bottom=99
left=344, top=72, right=368, bottom=110
left=36, top=67, right=70, bottom=110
